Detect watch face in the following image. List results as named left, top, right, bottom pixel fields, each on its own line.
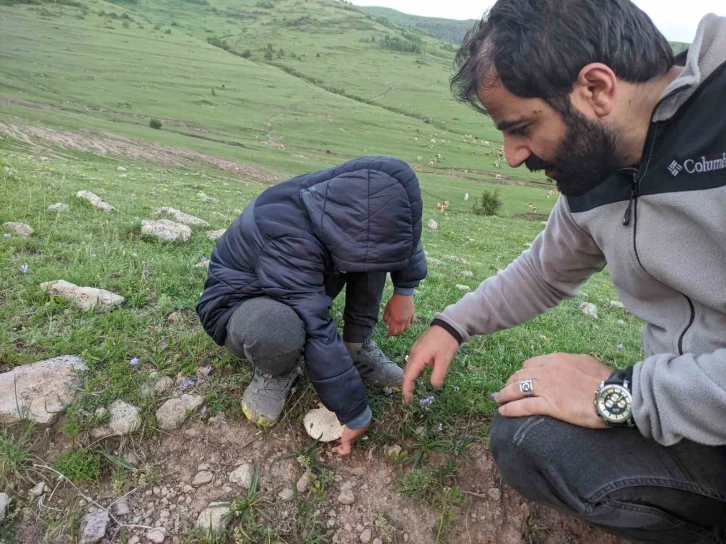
left=596, top=384, right=632, bottom=424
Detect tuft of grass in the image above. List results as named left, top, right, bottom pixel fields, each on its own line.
left=0, top=420, right=39, bottom=487
left=53, top=449, right=100, bottom=483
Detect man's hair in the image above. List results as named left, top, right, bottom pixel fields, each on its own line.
left=451, top=0, right=675, bottom=114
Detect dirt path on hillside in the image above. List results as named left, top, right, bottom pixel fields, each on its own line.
left=0, top=122, right=279, bottom=184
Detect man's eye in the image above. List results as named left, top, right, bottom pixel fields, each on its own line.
left=510, top=126, right=529, bottom=136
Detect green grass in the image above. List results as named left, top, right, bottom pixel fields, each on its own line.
left=0, top=421, right=38, bottom=488
left=53, top=449, right=101, bottom=483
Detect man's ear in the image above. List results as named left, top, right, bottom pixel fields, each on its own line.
left=571, top=63, right=617, bottom=118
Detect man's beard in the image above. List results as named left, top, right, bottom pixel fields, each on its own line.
left=525, top=106, right=626, bottom=197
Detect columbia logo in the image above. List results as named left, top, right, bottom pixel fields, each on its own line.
left=668, top=161, right=683, bottom=177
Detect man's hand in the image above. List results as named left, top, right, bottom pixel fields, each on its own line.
left=402, top=325, right=460, bottom=405
left=383, top=294, right=415, bottom=338
left=333, top=422, right=370, bottom=456
left=495, top=353, right=614, bottom=428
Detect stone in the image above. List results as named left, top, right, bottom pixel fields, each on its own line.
left=206, top=229, right=226, bottom=241
left=192, top=471, right=214, bottom=486
left=128, top=537, right=140, bottom=544
left=197, top=465, right=209, bottom=473
left=0, top=355, right=87, bottom=425
left=337, top=489, right=355, bottom=506
left=303, top=406, right=344, bottom=442
left=578, top=302, right=599, bottom=319
left=155, top=394, right=204, bottom=430
left=360, top=528, right=372, bottom=543
left=488, top=488, right=502, bottom=501
left=80, top=508, right=109, bottom=544
left=228, top=464, right=253, bottom=489
left=459, top=271, right=474, bottom=278
left=383, top=444, right=402, bottom=457
left=195, top=502, right=231, bottom=535
left=40, top=280, right=124, bottom=312
left=0, top=493, right=8, bottom=520
left=154, top=207, right=209, bottom=227
left=47, top=203, right=70, bottom=213
left=373, top=539, right=383, bottom=544
left=90, top=400, right=141, bottom=438
left=153, top=376, right=174, bottom=396
left=76, top=191, right=116, bottom=212
left=427, top=219, right=438, bottom=231
left=147, top=529, right=166, bottom=543
left=29, top=482, right=48, bottom=498
left=111, top=497, right=131, bottom=516
left=141, top=220, right=191, bottom=242
left=3, top=222, right=34, bottom=237
left=278, top=488, right=294, bottom=501
left=296, top=470, right=313, bottom=493
left=608, top=300, right=626, bottom=310
left=456, top=284, right=471, bottom=291
left=196, top=192, right=217, bottom=203
left=403, top=534, right=409, bottom=543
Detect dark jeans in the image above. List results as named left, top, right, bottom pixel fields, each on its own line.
left=225, top=271, right=386, bottom=375
left=490, top=415, right=726, bottom=543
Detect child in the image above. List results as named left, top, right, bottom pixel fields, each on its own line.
left=197, top=156, right=426, bottom=454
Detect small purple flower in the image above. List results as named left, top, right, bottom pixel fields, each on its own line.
left=200, top=406, right=207, bottom=417
left=179, top=377, right=196, bottom=391
left=3, top=233, right=11, bottom=239
left=419, top=395, right=435, bottom=408
left=384, top=386, right=393, bottom=397
left=200, top=365, right=213, bottom=376
left=19, top=264, right=30, bottom=274
left=617, top=344, right=624, bottom=352
left=129, top=357, right=139, bottom=366
left=141, top=269, right=150, bottom=279
left=200, top=256, right=209, bottom=264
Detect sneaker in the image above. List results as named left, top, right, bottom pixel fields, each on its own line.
left=349, top=339, right=404, bottom=390
left=242, top=366, right=301, bottom=427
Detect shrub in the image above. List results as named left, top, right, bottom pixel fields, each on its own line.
left=149, top=118, right=162, bottom=130
left=264, top=49, right=273, bottom=60
left=241, top=49, right=251, bottom=58
left=472, top=188, right=503, bottom=216
left=54, top=449, right=100, bottom=483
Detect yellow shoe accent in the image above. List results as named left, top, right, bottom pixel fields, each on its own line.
left=242, top=402, right=277, bottom=428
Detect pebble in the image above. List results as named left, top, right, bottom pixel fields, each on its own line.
left=228, top=463, right=254, bottom=489
left=578, top=302, right=599, bottom=319
left=360, top=528, right=372, bottom=543
left=296, top=470, right=313, bottom=493
left=488, top=488, right=502, bottom=501
left=338, top=489, right=355, bottom=505
left=80, top=508, right=109, bottom=544
left=456, top=284, right=471, bottom=291
left=29, top=481, right=48, bottom=498
left=192, top=471, right=213, bottom=486
left=147, top=528, right=166, bottom=543
left=278, top=488, right=294, bottom=501
left=373, top=539, right=383, bottom=544
left=110, top=497, right=131, bottom=516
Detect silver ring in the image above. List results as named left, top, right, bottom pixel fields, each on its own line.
left=519, top=379, right=535, bottom=397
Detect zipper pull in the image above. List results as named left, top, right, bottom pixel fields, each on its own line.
left=623, top=191, right=635, bottom=226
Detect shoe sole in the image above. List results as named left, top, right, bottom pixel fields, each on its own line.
left=242, top=402, right=278, bottom=428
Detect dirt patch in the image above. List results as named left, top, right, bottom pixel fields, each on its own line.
left=0, top=121, right=280, bottom=184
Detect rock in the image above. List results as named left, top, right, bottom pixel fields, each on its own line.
left=456, top=284, right=471, bottom=291
left=459, top=271, right=474, bottom=278
left=617, top=319, right=626, bottom=325
left=47, top=202, right=70, bottom=213
left=29, top=482, right=48, bottom=498
left=192, top=471, right=214, bottom=487
left=403, top=534, right=409, bottom=543
left=296, top=470, right=313, bottom=493
left=206, top=229, right=226, bottom=242
left=40, top=280, right=124, bottom=312
left=155, top=394, right=204, bottom=430
left=111, top=497, right=131, bottom=516
left=146, top=528, right=166, bottom=543
left=278, top=488, right=294, bottom=501
left=383, top=444, right=402, bottom=457
left=166, top=312, right=181, bottom=323
left=427, top=219, right=438, bottom=231
left=427, top=257, right=444, bottom=266
left=228, top=464, right=253, bottom=489
left=608, top=300, right=626, bottom=310
left=128, top=537, right=140, bottom=544
left=90, top=400, right=141, bottom=438
left=196, top=192, right=217, bottom=203
left=195, top=502, right=231, bottom=535
left=117, top=166, right=127, bottom=172
left=578, top=302, right=599, bottom=319
left=303, top=405, right=344, bottom=442
left=488, top=488, right=502, bottom=501
left=80, top=508, right=109, bottom=544
left=373, top=539, right=383, bottom=544
left=141, top=219, right=191, bottom=242
left=360, top=528, right=372, bottom=543
left=153, top=376, right=174, bottom=395
left=0, top=493, right=8, bottom=520
left=0, top=355, right=87, bottom=425
left=76, top=191, right=116, bottom=212
left=3, top=222, right=34, bottom=237
left=337, top=489, right=355, bottom=506
left=154, top=207, right=209, bottom=227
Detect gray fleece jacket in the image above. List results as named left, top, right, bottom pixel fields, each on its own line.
left=436, top=14, right=726, bottom=447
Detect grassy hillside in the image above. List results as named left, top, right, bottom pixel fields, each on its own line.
left=358, top=5, right=478, bottom=45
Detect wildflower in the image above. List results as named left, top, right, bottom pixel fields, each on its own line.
left=129, top=357, right=139, bottom=366
left=419, top=395, right=435, bottom=408
left=200, top=406, right=207, bottom=417
left=617, top=344, right=624, bottom=352
left=3, top=233, right=11, bottom=239
left=19, top=264, right=30, bottom=274
left=141, top=268, right=150, bottom=279
left=464, top=193, right=469, bottom=201
left=384, top=386, right=393, bottom=397
left=179, top=377, right=196, bottom=391
left=453, top=386, right=460, bottom=392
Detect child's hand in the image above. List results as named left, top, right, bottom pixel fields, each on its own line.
left=384, top=294, right=415, bottom=337
left=333, top=423, right=370, bottom=456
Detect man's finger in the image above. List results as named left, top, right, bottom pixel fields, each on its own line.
left=494, top=379, right=541, bottom=405
left=402, top=356, right=429, bottom=405
left=498, top=397, right=550, bottom=418
left=429, top=353, right=452, bottom=388
left=521, top=354, right=552, bottom=369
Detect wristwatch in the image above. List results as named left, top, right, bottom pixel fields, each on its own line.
left=594, top=368, right=636, bottom=428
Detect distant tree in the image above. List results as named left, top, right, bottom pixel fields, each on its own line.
left=149, top=118, right=162, bottom=130
left=264, top=49, right=273, bottom=60
left=241, top=49, right=252, bottom=58
left=472, top=189, right=502, bottom=216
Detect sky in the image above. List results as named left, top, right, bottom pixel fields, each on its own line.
left=350, top=0, right=724, bottom=43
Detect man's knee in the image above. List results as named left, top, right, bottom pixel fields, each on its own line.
left=226, top=298, right=305, bottom=374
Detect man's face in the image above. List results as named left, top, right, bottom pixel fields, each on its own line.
left=477, top=79, right=625, bottom=196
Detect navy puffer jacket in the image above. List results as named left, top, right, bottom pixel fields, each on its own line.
left=197, top=156, right=427, bottom=424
